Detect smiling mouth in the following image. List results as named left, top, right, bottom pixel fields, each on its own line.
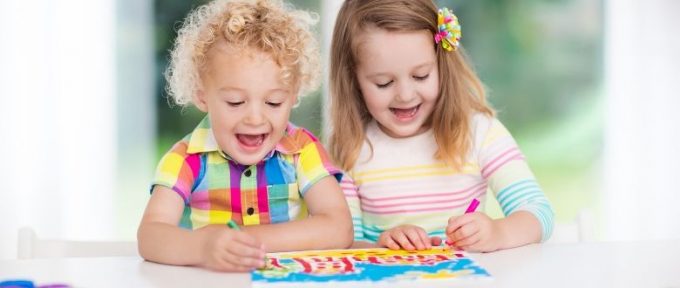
left=236, top=133, right=268, bottom=148
left=389, top=104, right=420, bottom=119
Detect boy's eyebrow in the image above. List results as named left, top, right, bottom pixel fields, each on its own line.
left=218, top=87, right=291, bottom=94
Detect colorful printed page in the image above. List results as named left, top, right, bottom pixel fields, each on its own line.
left=251, top=248, right=491, bottom=287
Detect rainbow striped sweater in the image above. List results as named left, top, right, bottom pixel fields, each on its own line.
left=342, top=114, right=554, bottom=242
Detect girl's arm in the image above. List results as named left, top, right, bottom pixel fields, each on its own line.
left=493, top=210, right=543, bottom=248
left=340, top=174, right=377, bottom=249
left=138, top=186, right=265, bottom=271
left=446, top=207, right=545, bottom=252
left=447, top=116, right=554, bottom=251
left=243, top=176, right=354, bottom=252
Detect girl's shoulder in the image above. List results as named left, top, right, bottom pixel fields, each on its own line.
left=470, top=112, right=496, bottom=132
left=470, top=112, right=511, bottom=138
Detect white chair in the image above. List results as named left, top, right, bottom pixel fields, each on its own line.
left=17, top=227, right=139, bottom=259
left=547, top=209, right=594, bottom=243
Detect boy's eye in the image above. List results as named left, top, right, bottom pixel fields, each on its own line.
left=413, top=74, right=429, bottom=81
left=227, top=101, right=244, bottom=107
left=376, top=80, right=393, bottom=89
left=266, top=101, right=283, bottom=108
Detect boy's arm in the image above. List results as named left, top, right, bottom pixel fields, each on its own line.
left=138, top=186, right=270, bottom=271
left=137, top=186, right=204, bottom=265
left=243, top=176, right=354, bottom=252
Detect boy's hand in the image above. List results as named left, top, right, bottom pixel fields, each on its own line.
left=446, top=212, right=502, bottom=252
left=198, top=225, right=266, bottom=272
left=377, top=224, right=438, bottom=251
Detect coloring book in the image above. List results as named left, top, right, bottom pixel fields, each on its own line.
left=251, top=247, right=491, bottom=287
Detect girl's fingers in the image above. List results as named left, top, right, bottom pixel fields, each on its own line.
left=382, top=236, right=401, bottom=250
left=430, top=236, right=443, bottom=246
left=452, top=230, right=480, bottom=247
left=403, top=229, right=426, bottom=250
left=458, top=240, right=484, bottom=253
left=417, top=229, right=432, bottom=249
left=452, top=222, right=479, bottom=241
left=392, top=232, right=415, bottom=251
left=446, top=215, right=475, bottom=235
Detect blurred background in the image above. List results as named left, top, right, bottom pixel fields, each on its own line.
left=1, top=0, right=678, bottom=259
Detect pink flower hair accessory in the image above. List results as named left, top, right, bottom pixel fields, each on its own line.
left=435, top=7, right=461, bottom=51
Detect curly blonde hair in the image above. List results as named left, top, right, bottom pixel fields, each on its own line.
left=165, top=0, right=320, bottom=106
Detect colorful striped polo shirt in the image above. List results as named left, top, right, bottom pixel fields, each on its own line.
left=343, top=114, right=554, bottom=242
left=152, top=116, right=342, bottom=229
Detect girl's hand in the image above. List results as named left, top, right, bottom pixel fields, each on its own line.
left=197, top=225, right=266, bottom=272
left=377, top=224, right=437, bottom=251
left=446, top=212, right=503, bottom=252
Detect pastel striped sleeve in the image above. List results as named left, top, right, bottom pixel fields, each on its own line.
left=293, top=129, right=343, bottom=195
left=340, top=174, right=366, bottom=241
left=150, top=140, right=201, bottom=204
left=477, top=117, right=555, bottom=242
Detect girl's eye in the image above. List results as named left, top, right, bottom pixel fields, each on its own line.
left=414, top=74, right=429, bottom=81
left=227, top=101, right=244, bottom=107
left=266, top=102, right=282, bottom=108
left=376, top=80, right=393, bottom=89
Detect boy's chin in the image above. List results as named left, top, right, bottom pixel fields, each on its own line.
left=227, top=144, right=275, bottom=165
left=230, top=153, right=266, bottom=166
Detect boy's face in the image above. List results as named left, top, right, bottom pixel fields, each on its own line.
left=195, top=45, right=297, bottom=165
left=354, top=28, right=440, bottom=138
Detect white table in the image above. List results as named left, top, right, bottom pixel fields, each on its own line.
left=1, top=240, right=679, bottom=288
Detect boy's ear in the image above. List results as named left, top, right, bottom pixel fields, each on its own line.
left=292, top=94, right=299, bottom=108
left=194, top=90, right=209, bottom=112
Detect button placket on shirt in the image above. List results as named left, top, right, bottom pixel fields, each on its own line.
left=243, top=167, right=255, bottom=216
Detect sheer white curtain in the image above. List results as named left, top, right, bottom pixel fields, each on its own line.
left=321, top=0, right=344, bottom=140
left=603, top=0, right=680, bottom=240
left=0, top=0, right=154, bottom=259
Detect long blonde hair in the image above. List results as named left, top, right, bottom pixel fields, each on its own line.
left=329, top=0, right=494, bottom=171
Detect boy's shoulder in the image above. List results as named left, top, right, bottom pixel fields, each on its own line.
left=276, top=123, right=322, bottom=154
left=162, top=134, right=194, bottom=157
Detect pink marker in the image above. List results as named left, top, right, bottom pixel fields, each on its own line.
left=446, top=198, right=480, bottom=246
left=464, top=198, right=480, bottom=214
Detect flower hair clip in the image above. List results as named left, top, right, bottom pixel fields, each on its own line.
left=435, top=7, right=462, bottom=51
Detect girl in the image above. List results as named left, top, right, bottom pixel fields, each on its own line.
left=138, top=0, right=353, bottom=272
left=329, top=0, right=554, bottom=252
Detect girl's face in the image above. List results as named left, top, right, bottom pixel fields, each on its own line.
left=355, top=28, right=440, bottom=138
left=195, top=44, right=297, bottom=165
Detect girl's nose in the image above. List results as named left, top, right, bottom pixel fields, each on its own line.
left=395, top=82, right=416, bottom=103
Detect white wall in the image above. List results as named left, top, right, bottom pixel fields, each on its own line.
left=0, top=0, right=154, bottom=259
left=603, top=0, right=680, bottom=240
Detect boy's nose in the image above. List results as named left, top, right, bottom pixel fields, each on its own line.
left=244, top=106, right=265, bottom=125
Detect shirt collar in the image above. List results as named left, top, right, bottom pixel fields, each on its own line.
left=186, top=116, right=303, bottom=157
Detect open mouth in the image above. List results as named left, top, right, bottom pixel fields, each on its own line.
left=236, top=133, right=268, bottom=149
left=389, top=104, right=420, bottom=120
